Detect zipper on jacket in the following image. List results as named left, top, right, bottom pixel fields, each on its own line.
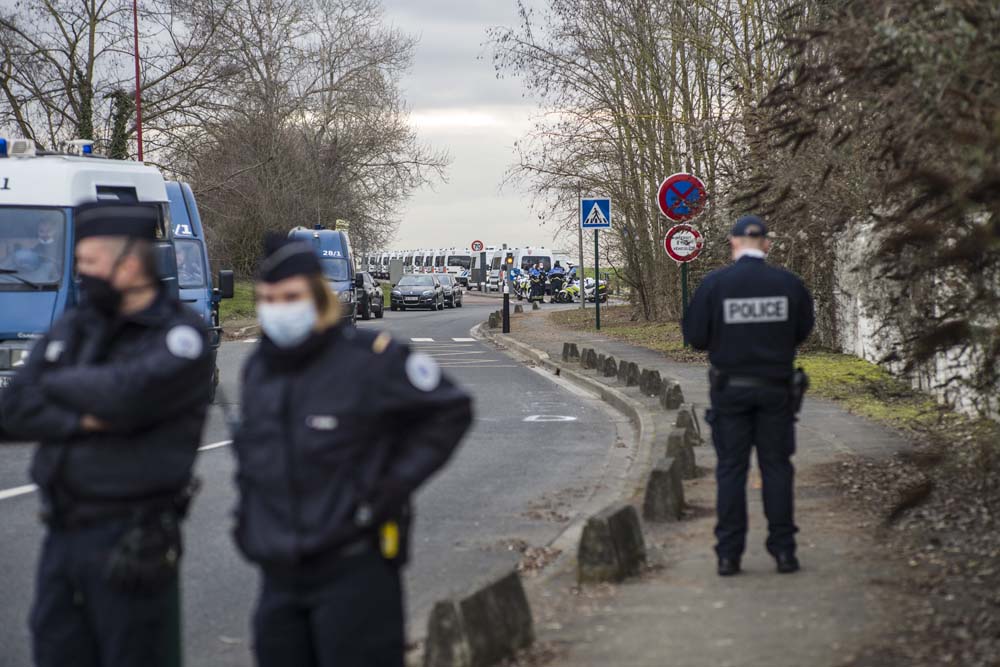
left=279, top=377, right=303, bottom=561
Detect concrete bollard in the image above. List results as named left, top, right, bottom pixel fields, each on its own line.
left=639, top=369, right=662, bottom=397
left=578, top=503, right=646, bottom=584
left=580, top=348, right=599, bottom=371
left=666, top=428, right=697, bottom=480
left=514, top=304, right=524, bottom=314
left=602, top=355, right=618, bottom=378
left=424, top=568, right=534, bottom=667
left=487, top=313, right=500, bottom=329
left=624, top=362, right=640, bottom=387
left=596, top=353, right=607, bottom=372
left=675, top=403, right=703, bottom=446
left=643, top=457, right=685, bottom=522
left=562, top=342, right=580, bottom=362
left=531, top=301, right=540, bottom=311
left=659, top=381, right=684, bottom=410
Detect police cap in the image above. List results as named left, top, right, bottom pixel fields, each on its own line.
left=75, top=203, right=159, bottom=242
left=730, top=215, right=769, bottom=238
left=257, top=232, right=322, bottom=283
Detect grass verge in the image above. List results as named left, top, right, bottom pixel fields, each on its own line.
left=219, top=279, right=255, bottom=323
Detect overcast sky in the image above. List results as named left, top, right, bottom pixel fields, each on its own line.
left=381, top=0, right=562, bottom=253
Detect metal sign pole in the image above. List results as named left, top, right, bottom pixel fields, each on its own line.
left=578, top=186, right=585, bottom=310
left=681, top=262, right=689, bottom=347
left=594, top=229, right=601, bottom=331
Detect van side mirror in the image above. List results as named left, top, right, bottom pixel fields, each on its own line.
left=154, top=242, right=180, bottom=301
left=354, top=274, right=364, bottom=288
left=217, top=270, right=235, bottom=299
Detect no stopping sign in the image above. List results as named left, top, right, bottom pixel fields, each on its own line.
left=663, top=224, right=704, bottom=263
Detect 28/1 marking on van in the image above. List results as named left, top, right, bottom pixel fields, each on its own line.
left=0, top=177, right=10, bottom=190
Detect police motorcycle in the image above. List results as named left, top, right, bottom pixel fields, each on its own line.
left=584, top=277, right=609, bottom=303
left=513, top=273, right=531, bottom=301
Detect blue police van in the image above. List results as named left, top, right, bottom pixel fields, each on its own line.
left=0, top=138, right=232, bottom=407
left=166, top=181, right=234, bottom=399
left=288, top=225, right=358, bottom=325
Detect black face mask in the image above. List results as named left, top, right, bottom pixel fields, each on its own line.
left=78, top=273, right=122, bottom=316
left=77, top=238, right=143, bottom=317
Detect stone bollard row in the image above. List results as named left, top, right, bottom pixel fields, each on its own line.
left=665, top=428, right=698, bottom=480
left=562, top=342, right=580, bottom=362
left=424, top=568, right=534, bottom=667
left=577, top=503, right=646, bottom=584
left=675, top=403, right=702, bottom=446
left=643, top=457, right=684, bottom=522
left=659, top=380, right=684, bottom=410
left=601, top=355, right=617, bottom=378
left=639, top=369, right=662, bottom=397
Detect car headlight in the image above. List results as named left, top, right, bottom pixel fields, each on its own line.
left=391, top=290, right=401, bottom=296
left=11, top=349, right=30, bottom=368
left=337, top=290, right=353, bottom=303
left=422, top=290, right=433, bottom=296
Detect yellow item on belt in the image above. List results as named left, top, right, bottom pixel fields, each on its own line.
left=380, top=521, right=400, bottom=559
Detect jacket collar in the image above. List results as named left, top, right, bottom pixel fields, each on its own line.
left=259, top=324, right=342, bottom=370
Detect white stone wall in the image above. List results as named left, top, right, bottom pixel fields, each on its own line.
left=833, top=221, right=997, bottom=420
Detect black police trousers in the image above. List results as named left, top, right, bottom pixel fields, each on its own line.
left=31, top=519, right=179, bottom=667
left=254, top=550, right=404, bottom=667
left=706, top=384, right=798, bottom=560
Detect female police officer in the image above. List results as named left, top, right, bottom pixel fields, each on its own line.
left=232, top=236, right=472, bottom=667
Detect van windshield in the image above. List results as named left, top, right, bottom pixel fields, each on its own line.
left=175, top=239, right=206, bottom=288
left=0, top=208, right=66, bottom=289
left=447, top=255, right=472, bottom=269
left=521, top=256, right=551, bottom=271
left=322, top=258, right=350, bottom=282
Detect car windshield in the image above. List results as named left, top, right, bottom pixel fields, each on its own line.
left=175, top=239, right=206, bottom=289
left=439, top=275, right=453, bottom=285
left=398, top=276, right=434, bottom=287
left=447, top=255, right=472, bottom=269
left=322, top=258, right=350, bottom=281
left=0, top=208, right=66, bottom=289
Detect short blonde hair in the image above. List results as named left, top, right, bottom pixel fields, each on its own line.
left=307, top=274, right=342, bottom=331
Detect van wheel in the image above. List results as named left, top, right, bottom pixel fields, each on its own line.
left=362, top=301, right=372, bottom=320
left=375, top=303, right=384, bottom=318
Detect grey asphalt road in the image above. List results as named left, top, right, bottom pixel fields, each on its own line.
left=0, top=295, right=621, bottom=666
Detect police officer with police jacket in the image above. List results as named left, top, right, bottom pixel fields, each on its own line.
left=683, top=215, right=814, bottom=577
left=232, top=235, right=473, bottom=667
left=1, top=203, right=213, bottom=666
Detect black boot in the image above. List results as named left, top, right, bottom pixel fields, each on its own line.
left=775, top=552, right=800, bottom=574
left=717, top=557, right=741, bottom=576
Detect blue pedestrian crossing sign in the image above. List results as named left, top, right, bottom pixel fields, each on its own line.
left=581, top=198, right=612, bottom=230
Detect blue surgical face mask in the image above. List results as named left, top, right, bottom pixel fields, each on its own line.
left=257, top=299, right=318, bottom=348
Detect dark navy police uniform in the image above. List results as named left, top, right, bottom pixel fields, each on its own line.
left=233, top=238, right=473, bottom=667
left=683, top=216, right=814, bottom=572
left=0, top=206, right=213, bottom=666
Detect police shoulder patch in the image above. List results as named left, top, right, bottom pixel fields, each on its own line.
left=166, top=325, right=203, bottom=360
left=405, top=352, right=441, bottom=392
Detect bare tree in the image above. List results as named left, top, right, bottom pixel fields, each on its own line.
left=184, top=0, right=448, bottom=275
left=490, top=0, right=801, bottom=319
left=0, top=0, right=233, bottom=161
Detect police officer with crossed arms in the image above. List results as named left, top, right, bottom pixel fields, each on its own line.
left=683, top=215, right=814, bottom=577
left=232, top=235, right=473, bottom=667
left=1, top=203, right=213, bottom=665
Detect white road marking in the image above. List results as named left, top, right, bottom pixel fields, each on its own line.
left=411, top=338, right=435, bottom=342
left=0, top=484, right=37, bottom=501
left=452, top=338, right=476, bottom=342
left=524, top=415, right=579, bottom=423
left=0, top=439, right=233, bottom=502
